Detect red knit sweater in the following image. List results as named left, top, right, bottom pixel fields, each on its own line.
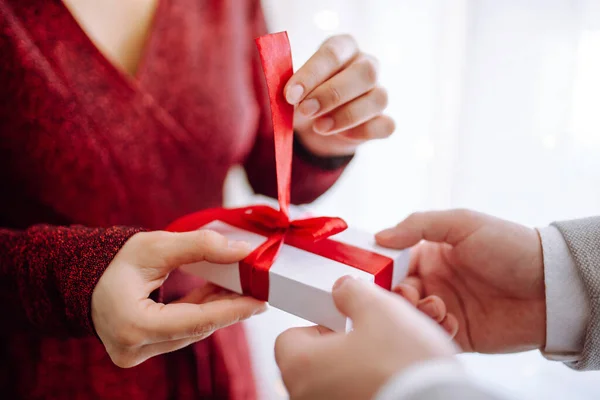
left=0, top=1, right=348, bottom=398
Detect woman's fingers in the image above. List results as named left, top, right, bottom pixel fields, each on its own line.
left=312, top=87, right=388, bottom=135
left=296, top=56, right=379, bottom=119
left=171, top=283, right=240, bottom=305
left=139, top=336, right=207, bottom=366
left=340, top=115, right=395, bottom=141
left=94, top=230, right=267, bottom=369
left=143, top=296, right=267, bottom=342
left=156, top=230, right=252, bottom=267
left=113, top=336, right=203, bottom=369
left=105, top=288, right=266, bottom=368
left=128, top=230, right=252, bottom=288
left=285, top=35, right=359, bottom=105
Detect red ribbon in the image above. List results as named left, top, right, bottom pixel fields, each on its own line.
left=167, top=32, right=393, bottom=301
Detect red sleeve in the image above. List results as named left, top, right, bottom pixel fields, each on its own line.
left=0, top=225, right=143, bottom=337
left=243, top=0, right=351, bottom=205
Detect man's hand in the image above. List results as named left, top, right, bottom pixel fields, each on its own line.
left=377, top=209, right=546, bottom=353
left=287, top=35, right=395, bottom=157
left=275, top=276, right=457, bottom=400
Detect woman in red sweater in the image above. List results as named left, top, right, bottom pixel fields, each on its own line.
left=0, top=0, right=394, bottom=398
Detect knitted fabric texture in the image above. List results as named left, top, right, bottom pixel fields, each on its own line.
left=554, top=216, right=600, bottom=371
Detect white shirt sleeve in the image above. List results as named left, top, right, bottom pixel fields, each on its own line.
left=374, top=360, right=465, bottom=400
left=374, top=359, right=512, bottom=400
left=537, top=225, right=590, bottom=361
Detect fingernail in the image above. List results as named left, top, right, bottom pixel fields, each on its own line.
left=442, top=316, right=458, bottom=337
left=419, top=299, right=439, bottom=317
left=286, top=84, right=304, bottom=104
left=253, top=303, right=269, bottom=315
left=442, top=318, right=452, bottom=333
left=333, top=275, right=353, bottom=291
left=299, top=98, right=320, bottom=116
left=375, top=228, right=395, bottom=242
left=313, top=117, right=334, bottom=134
left=393, top=284, right=407, bottom=297
left=229, top=240, right=251, bottom=250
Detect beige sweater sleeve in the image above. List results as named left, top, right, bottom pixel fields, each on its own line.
left=553, top=216, right=600, bottom=370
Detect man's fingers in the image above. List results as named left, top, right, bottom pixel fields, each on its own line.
left=442, top=313, right=459, bottom=338
left=143, top=296, right=267, bottom=342
left=274, top=326, right=334, bottom=373
left=375, top=209, right=486, bottom=249
left=285, top=35, right=359, bottom=105
left=403, top=276, right=424, bottom=298
left=392, top=283, right=420, bottom=306
left=140, top=230, right=252, bottom=270
left=417, top=295, right=447, bottom=323
left=406, top=244, right=422, bottom=276
left=275, top=326, right=329, bottom=357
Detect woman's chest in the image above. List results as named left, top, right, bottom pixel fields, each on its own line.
left=62, top=0, right=160, bottom=76
left=0, top=0, right=260, bottom=228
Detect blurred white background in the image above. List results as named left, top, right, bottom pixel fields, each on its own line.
left=224, top=0, right=600, bottom=398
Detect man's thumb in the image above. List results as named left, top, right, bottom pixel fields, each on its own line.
left=332, top=276, right=387, bottom=323
left=375, top=209, right=485, bottom=250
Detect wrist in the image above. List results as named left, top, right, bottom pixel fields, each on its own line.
left=532, top=299, right=548, bottom=350
left=293, top=131, right=355, bottom=169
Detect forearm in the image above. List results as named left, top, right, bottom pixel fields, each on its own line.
left=0, top=224, right=142, bottom=336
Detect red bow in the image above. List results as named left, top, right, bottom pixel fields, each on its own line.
left=168, top=32, right=392, bottom=301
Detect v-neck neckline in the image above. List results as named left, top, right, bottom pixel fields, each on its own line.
left=58, top=0, right=167, bottom=91
left=54, top=0, right=196, bottom=149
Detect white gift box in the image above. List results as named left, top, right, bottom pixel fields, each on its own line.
left=179, top=203, right=410, bottom=332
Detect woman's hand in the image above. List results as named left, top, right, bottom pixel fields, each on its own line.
left=287, top=35, right=395, bottom=157
left=377, top=210, right=546, bottom=353
left=91, top=230, right=267, bottom=368
left=275, top=276, right=457, bottom=400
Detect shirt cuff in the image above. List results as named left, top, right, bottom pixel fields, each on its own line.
left=374, top=359, right=466, bottom=400
left=538, top=225, right=590, bottom=361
